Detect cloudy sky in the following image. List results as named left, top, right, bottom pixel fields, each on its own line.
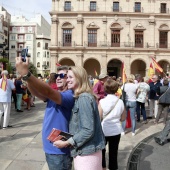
left=0, top=0, right=51, bottom=23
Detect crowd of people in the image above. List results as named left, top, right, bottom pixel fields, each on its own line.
left=0, top=56, right=170, bottom=170
left=0, top=70, right=59, bottom=129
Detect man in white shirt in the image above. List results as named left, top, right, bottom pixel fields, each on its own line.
left=0, top=70, right=15, bottom=129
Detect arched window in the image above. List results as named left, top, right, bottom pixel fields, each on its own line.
left=86, top=22, right=99, bottom=47
left=37, top=62, right=40, bottom=67
left=62, top=22, right=74, bottom=46
left=37, top=42, right=41, bottom=47
left=37, top=52, right=40, bottom=58
left=159, top=24, right=169, bottom=48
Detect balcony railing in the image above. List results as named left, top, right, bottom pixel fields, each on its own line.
left=9, top=30, right=34, bottom=34
left=160, top=8, right=169, bottom=13
left=64, top=6, right=73, bottom=11
left=112, top=7, right=122, bottom=12
left=88, top=6, right=99, bottom=11
left=134, top=7, right=144, bottom=13
left=55, top=41, right=170, bottom=49
left=58, top=41, right=76, bottom=47
left=17, top=48, right=23, bottom=51
left=156, top=43, right=169, bottom=48
left=16, top=39, right=26, bottom=43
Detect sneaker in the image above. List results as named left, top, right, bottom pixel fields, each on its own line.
left=2, top=125, right=12, bottom=129
left=17, top=109, right=23, bottom=112
left=132, top=132, right=136, bottom=136
left=154, top=137, right=164, bottom=146
left=142, top=120, right=148, bottom=124
left=121, top=132, right=125, bottom=136
left=154, top=121, right=158, bottom=124
left=147, top=116, right=153, bottom=119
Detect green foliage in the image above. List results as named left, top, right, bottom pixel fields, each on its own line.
left=0, top=58, right=8, bottom=63
left=0, top=58, right=12, bottom=73
left=29, top=62, right=38, bottom=77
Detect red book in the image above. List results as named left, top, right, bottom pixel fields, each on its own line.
left=47, top=128, right=73, bottom=143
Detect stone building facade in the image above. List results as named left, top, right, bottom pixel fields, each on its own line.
left=49, top=0, right=170, bottom=78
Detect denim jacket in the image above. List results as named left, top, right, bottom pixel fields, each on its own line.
left=68, top=92, right=105, bottom=157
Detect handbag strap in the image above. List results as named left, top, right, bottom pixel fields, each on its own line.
left=159, top=87, right=169, bottom=101
left=102, top=98, right=119, bottom=122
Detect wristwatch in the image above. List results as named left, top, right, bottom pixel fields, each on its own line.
left=22, top=72, right=32, bottom=81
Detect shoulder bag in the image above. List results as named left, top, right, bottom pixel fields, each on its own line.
left=121, top=83, right=126, bottom=104
left=101, top=98, right=119, bottom=122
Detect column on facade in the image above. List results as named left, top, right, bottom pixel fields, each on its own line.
left=52, top=0, right=55, bottom=11
left=102, top=16, right=107, bottom=45
left=148, top=16, right=155, bottom=47
left=50, top=52, right=58, bottom=73
left=124, top=17, right=131, bottom=46
left=100, top=54, right=107, bottom=74
left=76, top=15, right=84, bottom=46
left=125, top=55, right=131, bottom=76
left=51, top=15, right=59, bottom=46
left=76, top=53, right=83, bottom=66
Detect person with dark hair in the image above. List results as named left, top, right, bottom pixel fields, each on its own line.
left=15, top=57, right=74, bottom=170
left=98, top=79, right=126, bottom=170
left=155, top=79, right=170, bottom=124
left=54, top=66, right=105, bottom=170
left=48, top=73, right=58, bottom=90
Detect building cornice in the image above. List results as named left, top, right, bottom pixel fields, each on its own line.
left=49, top=11, right=170, bottom=19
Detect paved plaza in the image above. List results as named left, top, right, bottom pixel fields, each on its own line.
left=0, top=99, right=169, bottom=170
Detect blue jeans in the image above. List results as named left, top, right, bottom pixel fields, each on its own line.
left=45, top=153, right=72, bottom=170
left=16, top=93, right=23, bottom=110
left=122, top=101, right=136, bottom=133
left=136, top=101, right=147, bottom=121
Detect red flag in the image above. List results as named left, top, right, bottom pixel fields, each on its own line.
left=122, top=62, right=127, bottom=84
left=151, top=57, right=163, bottom=73
left=56, top=63, right=61, bottom=66
left=148, top=63, right=155, bottom=79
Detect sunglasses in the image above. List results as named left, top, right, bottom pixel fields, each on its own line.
left=55, top=73, right=67, bottom=79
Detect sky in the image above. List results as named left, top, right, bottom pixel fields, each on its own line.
left=0, top=0, right=52, bottom=24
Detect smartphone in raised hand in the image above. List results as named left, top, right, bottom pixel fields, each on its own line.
left=21, top=48, right=28, bottom=62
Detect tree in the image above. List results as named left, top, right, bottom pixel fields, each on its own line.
left=29, top=62, right=38, bottom=77
left=0, top=58, right=13, bottom=74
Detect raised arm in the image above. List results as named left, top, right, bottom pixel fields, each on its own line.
left=15, top=57, right=62, bottom=104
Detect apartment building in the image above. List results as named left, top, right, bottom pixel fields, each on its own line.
left=49, top=0, right=170, bottom=77
left=9, top=14, right=51, bottom=76
left=0, top=6, right=10, bottom=60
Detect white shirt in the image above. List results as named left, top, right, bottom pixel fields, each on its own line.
left=136, top=82, right=150, bottom=103
left=0, top=79, right=15, bottom=102
left=124, top=83, right=138, bottom=101
left=100, top=94, right=124, bottom=136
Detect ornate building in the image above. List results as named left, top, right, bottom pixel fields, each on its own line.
left=49, top=0, right=170, bottom=77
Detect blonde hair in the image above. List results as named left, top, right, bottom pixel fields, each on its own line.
left=127, top=74, right=135, bottom=83
left=68, top=66, right=94, bottom=98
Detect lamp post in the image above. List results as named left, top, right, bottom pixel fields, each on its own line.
left=166, top=64, right=169, bottom=76
left=42, top=64, right=48, bottom=77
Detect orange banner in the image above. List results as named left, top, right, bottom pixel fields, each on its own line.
left=151, top=57, right=163, bottom=73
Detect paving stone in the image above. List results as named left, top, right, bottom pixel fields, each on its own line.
left=6, top=160, right=45, bottom=170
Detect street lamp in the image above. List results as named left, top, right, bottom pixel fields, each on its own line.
left=166, top=64, right=169, bottom=75
left=42, top=64, right=49, bottom=77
